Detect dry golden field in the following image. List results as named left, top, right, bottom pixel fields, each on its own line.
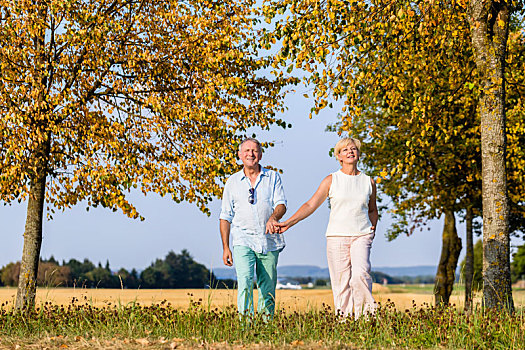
left=1, top=285, right=523, bottom=311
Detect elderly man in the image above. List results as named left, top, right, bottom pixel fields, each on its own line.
left=219, top=138, right=286, bottom=316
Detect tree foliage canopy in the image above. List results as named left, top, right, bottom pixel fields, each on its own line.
left=262, top=0, right=525, bottom=239
left=0, top=0, right=294, bottom=218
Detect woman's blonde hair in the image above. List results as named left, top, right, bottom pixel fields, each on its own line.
left=334, top=137, right=361, bottom=164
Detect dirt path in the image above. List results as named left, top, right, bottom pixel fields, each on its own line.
left=0, top=337, right=341, bottom=350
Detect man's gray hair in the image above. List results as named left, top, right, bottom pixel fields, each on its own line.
left=239, top=137, right=262, bottom=152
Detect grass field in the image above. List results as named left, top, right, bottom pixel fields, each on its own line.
left=0, top=285, right=523, bottom=349
left=1, top=284, right=524, bottom=311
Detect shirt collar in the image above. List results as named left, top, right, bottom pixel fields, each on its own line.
left=240, top=166, right=268, bottom=180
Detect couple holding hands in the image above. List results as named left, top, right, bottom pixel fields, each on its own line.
left=219, top=137, right=378, bottom=320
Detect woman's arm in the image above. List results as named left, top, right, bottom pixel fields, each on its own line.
left=368, top=177, right=378, bottom=232
left=274, top=175, right=332, bottom=233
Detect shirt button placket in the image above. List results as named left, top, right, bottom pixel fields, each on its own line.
left=247, top=178, right=262, bottom=253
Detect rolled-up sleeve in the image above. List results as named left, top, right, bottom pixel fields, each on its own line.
left=272, top=173, right=287, bottom=209
left=219, top=180, right=234, bottom=222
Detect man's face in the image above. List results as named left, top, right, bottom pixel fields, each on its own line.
left=238, top=141, right=262, bottom=168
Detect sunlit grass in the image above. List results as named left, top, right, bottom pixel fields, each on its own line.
left=0, top=296, right=523, bottom=349
left=1, top=285, right=524, bottom=348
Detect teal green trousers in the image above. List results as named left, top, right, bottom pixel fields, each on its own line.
left=233, top=245, right=280, bottom=316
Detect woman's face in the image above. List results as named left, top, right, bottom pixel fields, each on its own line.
left=337, top=142, right=360, bottom=164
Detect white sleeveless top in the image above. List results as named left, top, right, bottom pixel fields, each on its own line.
left=325, top=170, right=373, bottom=237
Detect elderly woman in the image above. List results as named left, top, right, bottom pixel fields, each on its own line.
left=276, top=137, right=378, bottom=319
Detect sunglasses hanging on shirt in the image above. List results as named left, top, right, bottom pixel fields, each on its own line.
left=248, top=188, right=255, bottom=204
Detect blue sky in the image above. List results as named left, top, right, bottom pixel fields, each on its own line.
left=1, top=91, right=490, bottom=273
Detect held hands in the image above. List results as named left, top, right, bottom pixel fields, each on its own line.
left=265, top=219, right=293, bottom=234
left=274, top=221, right=292, bottom=233
left=265, top=217, right=281, bottom=234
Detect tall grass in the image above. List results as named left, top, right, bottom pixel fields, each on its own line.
left=0, top=297, right=523, bottom=348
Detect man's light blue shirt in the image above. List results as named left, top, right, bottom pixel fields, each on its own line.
left=220, top=167, right=286, bottom=254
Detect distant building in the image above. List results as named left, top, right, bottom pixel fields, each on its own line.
left=276, top=278, right=302, bottom=290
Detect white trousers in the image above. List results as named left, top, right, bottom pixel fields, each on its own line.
left=326, top=234, right=376, bottom=319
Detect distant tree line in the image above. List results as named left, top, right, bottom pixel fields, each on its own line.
left=293, top=272, right=435, bottom=287
left=370, top=271, right=435, bottom=285
left=0, top=250, right=235, bottom=289
left=3, top=244, right=521, bottom=289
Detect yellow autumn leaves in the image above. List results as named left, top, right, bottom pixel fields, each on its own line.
left=0, top=0, right=295, bottom=219
left=262, top=0, right=524, bottom=239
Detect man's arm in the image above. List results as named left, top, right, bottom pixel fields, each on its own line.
left=266, top=171, right=287, bottom=234
left=220, top=219, right=233, bottom=266
left=219, top=178, right=235, bottom=266
left=265, top=204, right=286, bottom=234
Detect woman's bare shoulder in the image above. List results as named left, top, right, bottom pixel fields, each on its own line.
left=318, top=174, right=333, bottom=191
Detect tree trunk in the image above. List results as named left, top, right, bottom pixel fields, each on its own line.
left=464, top=206, right=474, bottom=311
left=468, top=0, right=513, bottom=311
left=15, top=166, right=47, bottom=310
left=15, top=1, right=51, bottom=311
left=434, top=209, right=462, bottom=306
